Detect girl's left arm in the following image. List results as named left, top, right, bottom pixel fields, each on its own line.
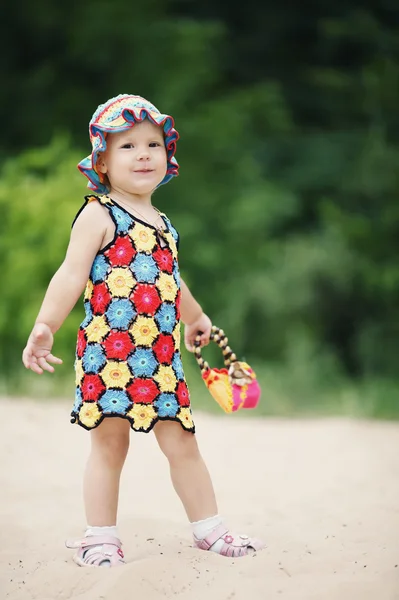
left=180, top=278, right=212, bottom=352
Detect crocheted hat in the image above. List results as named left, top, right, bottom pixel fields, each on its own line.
left=78, top=94, right=179, bottom=194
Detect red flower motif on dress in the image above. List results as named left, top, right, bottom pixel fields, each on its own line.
left=77, top=329, right=87, bottom=358
left=105, top=235, right=136, bottom=266
left=131, top=284, right=161, bottom=315
left=177, top=381, right=190, bottom=406
left=153, top=334, right=175, bottom=364
left=153, top=247, right=173, bottom=273
left=175, top=290, right=181, bottom=320
left=127, top=378, right=159, bottom=404
left=81, top=374, right=105, bottom=401
left=91, top=282, right=111, bottom=314
left=104, top=331, right=135, bottom=360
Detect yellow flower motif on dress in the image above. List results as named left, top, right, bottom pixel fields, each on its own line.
left=154, top=365, right=177, bottom=392
left=129, top=223, right=157, bottom=253
left=106, top=267, right=135, bottom=297
left=128, top=403, right=157, bottom=432
left=79, top=402, right=102, bottom=429
left=85, top=315, right=110, bottom=343
left=84, top=279, right=94, bottom=301
left=132, top=316, right=159, bottom=347
left=164, top=232, right=177, bottom=258
left=178, top=407, right=194, bottom=430
left=100, top=361, right=132, bottom=388
left=158, top=273, right=178, bottom=302
left=75, top=359, right=84, bottom=385
left=172, top=322, right=181, bottom=348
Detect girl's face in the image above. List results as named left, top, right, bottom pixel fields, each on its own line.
left=97, top=120, right=168, bottom=196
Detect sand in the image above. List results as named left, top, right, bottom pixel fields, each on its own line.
left=1, top=396, right=398, bottom=600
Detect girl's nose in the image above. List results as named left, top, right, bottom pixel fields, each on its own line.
left=137, top=148, right=150, bottom=161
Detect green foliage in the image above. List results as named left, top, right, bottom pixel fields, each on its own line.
left=1, top=2, right=399, bottom=415
left=0, top=138, right=84, bottom=376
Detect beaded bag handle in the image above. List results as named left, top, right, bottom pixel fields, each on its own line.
left=193, top=325, right=261, bottom=413
left=193, top=325, right=237, bottom=374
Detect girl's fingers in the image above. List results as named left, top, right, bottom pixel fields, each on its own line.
left=47, top=354, right=63, bottom=365
left=193, top=334, right=209, bottom=348
left=29, top=357, right=44, bottom=375
left=185, top=339, right=195, bottom=352
left=37, top=356, right=55, bottom=373
left=22, top=349, right=30, bottom=369
left=23, top=348, right=61, bottom=373
left=200, top=334, right=209, bottom=346
left=185, top=326, right=211, bottom=352
left=22, top=348, right=39, bottom=372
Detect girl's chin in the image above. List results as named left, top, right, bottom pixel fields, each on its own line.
left=115, top=182, right=160, bottom=195
left=131, top=175, right=163, bottom=188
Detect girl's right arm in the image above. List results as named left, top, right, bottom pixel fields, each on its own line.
left=22, top=201, right=110, bottom=374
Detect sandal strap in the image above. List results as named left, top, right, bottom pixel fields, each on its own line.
left=193, top=524, right=229, bottom=550
left=65, top=535, right=122, bottom=549
left=194, top=526, right=266, bottom=557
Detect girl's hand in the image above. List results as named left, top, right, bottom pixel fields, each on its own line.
left=184, top=313, right=212, bottom=352
left=22, top=323, right=63, bottom=374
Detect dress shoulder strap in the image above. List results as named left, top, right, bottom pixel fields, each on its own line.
left=72, top=194, right=113, bottom=228
left=159, top=211, right=180, bottom=249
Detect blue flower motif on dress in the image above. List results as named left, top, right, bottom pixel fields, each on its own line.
left=132, top=253, right=158, bottom=283
left=169, top=224, right=179, bottom=245
left=172, top=352, right=184, bottom=380
left=155, top=303, right=176, bottom=334
left=173, top=261, right=180, bottom=287
left=72, top=388, right=83, bottom=413
left=106, top=299, right=135, bottom=330
left=99, top=389, right=132, bottom=414
left=128, top=348, right=158, bottom=377
left=82, top=343, right=106, bottom=374
left=154, top=393, right=179, bottom=418
left=163, top=216, right=179, bottom=244
left=111, top=206, right=134, bottom=234
left=91, top=255, right=110, bottom=283
left=81, top=301, right=93, bottom=328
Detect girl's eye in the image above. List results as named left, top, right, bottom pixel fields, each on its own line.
left=120, top=142, right=162, bottom=148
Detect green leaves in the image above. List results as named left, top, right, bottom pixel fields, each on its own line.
left=2, top=2, right=399, bottom=414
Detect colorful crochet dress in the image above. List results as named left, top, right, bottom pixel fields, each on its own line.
left=70, top=195, right=194, bottom=434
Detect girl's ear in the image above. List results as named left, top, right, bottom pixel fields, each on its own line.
left=96, top=154, right=107, bottom=174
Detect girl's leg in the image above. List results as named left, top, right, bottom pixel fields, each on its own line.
left=154, top=420, right=264, bottom=557
left=66, top=418, right=130, bottom=567
left=84, top=417, right=130, bottom=526
left=153, top=420, right=217, bottom=522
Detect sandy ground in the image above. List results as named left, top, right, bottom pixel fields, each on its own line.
left=0, top=397, right=398, bottom=600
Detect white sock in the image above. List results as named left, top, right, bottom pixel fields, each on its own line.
left=83, top=525, right=120, bottom=563
left=191, top=515, right=225, bottom=553
left=85, top=525, right=119, bottom=539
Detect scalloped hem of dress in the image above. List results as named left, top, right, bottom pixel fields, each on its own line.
left=70, top=411, right=195, bottom=434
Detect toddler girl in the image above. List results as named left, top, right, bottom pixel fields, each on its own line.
left=22, top=94, right=264, bottom=566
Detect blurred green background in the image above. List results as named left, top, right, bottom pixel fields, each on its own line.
left=1, top=1, right=398, bottom=417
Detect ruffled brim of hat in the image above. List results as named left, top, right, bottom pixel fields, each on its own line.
left=78, top=107, right=179, bottom=194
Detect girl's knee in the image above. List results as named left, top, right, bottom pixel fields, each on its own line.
left=154, top=421, right=199, bottom=465
left=91, top=418, right=130, bottom=466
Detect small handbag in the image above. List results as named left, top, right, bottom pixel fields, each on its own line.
left=194, top=325, right=261, bottom=413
